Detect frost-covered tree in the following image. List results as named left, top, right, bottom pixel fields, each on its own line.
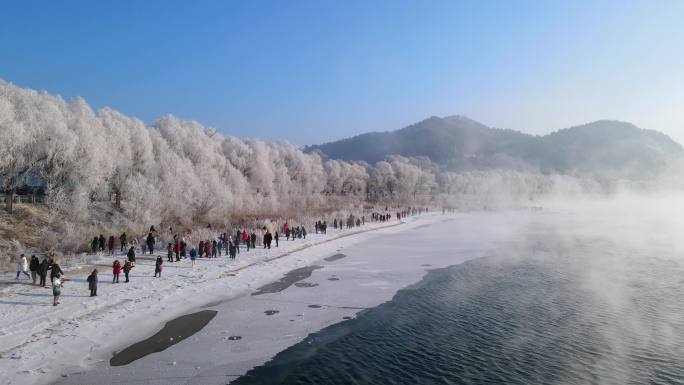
left=0, top=79, right=609, bottom=250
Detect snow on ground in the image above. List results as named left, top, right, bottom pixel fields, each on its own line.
left=0, top=211, right=536, bottom=385
left=0, top=215, right=429, bottom=385
left=53, top=210, right=532, bottom=385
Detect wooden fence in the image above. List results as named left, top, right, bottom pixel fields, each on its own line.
left=0, top=194, right=46, bottom=205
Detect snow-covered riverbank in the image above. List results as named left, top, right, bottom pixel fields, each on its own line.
left=51, top=210, right=527, bottom=385
left=0, top=215, right=431, bottom=385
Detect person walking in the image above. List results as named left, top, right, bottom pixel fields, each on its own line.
left=264, top=231, right=272, bottom=249
left=274, top=231, right=279, bottom=247
left=174, top=239, right=181, bottom=261
left=120, top=232, right=127, bottom=252
left=112, top=260, right=122, bottom=283
left=127, top=246, right=136, bottom=264
left=38, top=257, right=50, bottom=287
left=52, top=274, right=63, bottom=306
left=146, top=232, right=155, bottom=255
left=16, top=254, right=30, bottom=280
left=154, top=255, right=163, bottom=277
left=50, top=259, right=64, bottom=284
left=86, top=269, right=98, bottom=296
left=29, top=255, right=40, bottom=284
left=190, top=247, right=197, bottom=266
left=122, top=260, right=133, bottom=283
left=204, top=241, right=211, bottom=259
left=167, top=243, right=173, bottom=263
left=242, top=230, right=249, bottom=251
left=228, top=241, right=236, bottom=259
left=108, top=235, right=115, bottom=255
left=91, top=237, right=98, bottom=253
left=180, top=240, right=187, bottom=259
left=98, top=234, right=105, bottom=252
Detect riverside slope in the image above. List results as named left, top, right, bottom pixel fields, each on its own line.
left=0, top=218, right=421, bottom=385
left=55, top=211, right=526, bottom=384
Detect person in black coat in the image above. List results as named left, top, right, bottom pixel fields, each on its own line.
left=263, top=232, right=270, bottom=249
left=86, top=269, right=98, bottom=296
left=154, top=256, right=163, bottom=277
left=274, top=232, right=279, bottom=247
left=127, top=246, right=136, bottom=264
left=228, top=241, right=236, bottom=259
left=98, top=234, right=105, bottom=252
left=38, top=257, right=50, bottom=287
left=120, top=232, right=127, bottom=252
left=50, top=261, right=64, bottom=284
left=29, top=255, right=40, bottom=285
left=146, top=232, right=155, bottom=255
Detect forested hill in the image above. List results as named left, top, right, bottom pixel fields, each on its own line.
left=304, top=116, right=684, bottom=178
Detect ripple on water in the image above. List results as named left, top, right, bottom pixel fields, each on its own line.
left=233, top=253, right=684, bottom=385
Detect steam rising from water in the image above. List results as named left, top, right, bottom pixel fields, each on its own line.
left=235, top=195, right=684, bottom=384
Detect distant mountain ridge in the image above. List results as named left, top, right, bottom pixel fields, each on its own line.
left=304, top=116, right=684, bottom=178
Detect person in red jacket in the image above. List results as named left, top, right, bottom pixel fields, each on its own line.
left=242, top=230, right=249, bottom=251
left=108, top=236, right=115, bottom=255
left=204, top=241, right=211, bottom=258
left=174, top=240, right=181, bottom=261
left=112, top=260, right=122, bottom=283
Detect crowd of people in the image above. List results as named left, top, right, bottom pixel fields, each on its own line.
left=14, top=253, right=65, bottom=305
left=13, top=207, right=428, bottom=306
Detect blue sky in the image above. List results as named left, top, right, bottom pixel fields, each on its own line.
left=1, top=0, right=683, bottom=145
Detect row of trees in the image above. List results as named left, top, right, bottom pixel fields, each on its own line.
left=0, top=81, right=594, bottom=237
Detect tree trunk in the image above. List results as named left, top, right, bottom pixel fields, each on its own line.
left=6, top=188, right=14, bottom=213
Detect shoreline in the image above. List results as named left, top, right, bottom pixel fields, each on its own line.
left=53, top=211, right=521, bottom=385
left=0, top=215, right=433, bottom=385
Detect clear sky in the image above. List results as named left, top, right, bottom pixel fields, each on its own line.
left=1, top=0, right=683, bottom=145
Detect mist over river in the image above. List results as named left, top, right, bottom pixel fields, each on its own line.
left=52, top=195, right=684, bottom=385
left=235, top=196, right=684, bottom=385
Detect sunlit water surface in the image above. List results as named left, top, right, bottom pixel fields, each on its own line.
left=234, top=219, right=684, bottom=385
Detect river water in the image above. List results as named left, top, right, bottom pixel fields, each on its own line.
left=234, top=207, right=684, bottom=384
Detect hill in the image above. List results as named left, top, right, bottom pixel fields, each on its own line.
left=304, top=116, right=684, bottom=178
